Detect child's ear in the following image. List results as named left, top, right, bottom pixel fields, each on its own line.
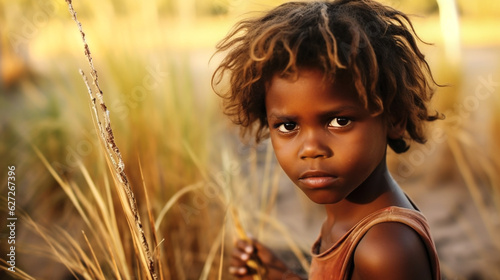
left=387, top=116, right=407, bottom=140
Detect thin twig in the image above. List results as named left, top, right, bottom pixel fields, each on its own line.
left=65, top=1, right=157, bottom=279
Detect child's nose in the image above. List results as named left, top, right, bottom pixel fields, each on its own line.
left=299, top=130, right=333, bottom=160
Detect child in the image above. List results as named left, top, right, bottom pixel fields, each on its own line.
left=212, top=0, right=442, bottom=279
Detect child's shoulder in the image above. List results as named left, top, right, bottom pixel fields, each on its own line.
left=352, top=222, right=433, bottom=280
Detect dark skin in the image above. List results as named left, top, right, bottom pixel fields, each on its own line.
left=229, top=68, right=432, bottom=279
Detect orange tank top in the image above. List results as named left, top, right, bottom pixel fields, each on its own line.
left=309, top=207, right=441, bottom=280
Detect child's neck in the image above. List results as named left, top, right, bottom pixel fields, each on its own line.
left=322, top=157, right=412, bottom=242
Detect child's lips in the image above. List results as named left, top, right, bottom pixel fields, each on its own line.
left=299, top=171, right=338, bottom=189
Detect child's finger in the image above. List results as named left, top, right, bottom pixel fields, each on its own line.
left=231, top=246, right=251, bottom=263
left=235, top=239, right=254, bottom=255
left=229, top=265, right=248, bottom=276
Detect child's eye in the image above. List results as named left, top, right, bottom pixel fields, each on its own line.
left=277, top=122, right=297, bottom=133
left=329, top=117, right=352, bottom=128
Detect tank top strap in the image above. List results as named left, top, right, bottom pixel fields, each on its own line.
left=340, top=206, right=440, bottom=279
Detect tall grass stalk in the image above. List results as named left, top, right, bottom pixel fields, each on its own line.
left=448, top=134, right=500, bottom=249
left=65, top=0, right=157, bottom=278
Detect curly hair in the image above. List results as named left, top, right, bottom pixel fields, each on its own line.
left=212, top=0, right=442, bottom=153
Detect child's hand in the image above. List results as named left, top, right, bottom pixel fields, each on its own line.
left=229, top=238, right=304, bottom=280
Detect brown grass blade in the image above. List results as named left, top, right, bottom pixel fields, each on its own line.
left=24, top=217, right=81, bottom=279
left=199, top=228, right=224, bottom=280
left=82, top=230, right=105, bottom=280
left=0, top=259, right=36, bottom=280
left=32, top=146, right=91, bottom=226
left=154, top=182, right=203, bottom=231
left=65, top=1, right=156, bottom=278
left=138, top=157, right=170, bottom=280
left=218, top=215, right=227, bottom=280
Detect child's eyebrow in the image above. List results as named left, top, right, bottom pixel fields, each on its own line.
left=267, top=113, right=298, bottom=121
left=268, top=106, right=362, bottom=120
left=320, top=106, right=362, bottom=116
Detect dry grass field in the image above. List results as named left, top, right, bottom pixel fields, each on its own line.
left=1, top=0, right=499, bottom=279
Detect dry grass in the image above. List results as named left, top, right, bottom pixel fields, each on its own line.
left=0, top=2, right=308, bottom=278
left=0, top=0, right=499, bottom=279
left=67, top=0, right=156, bottom=277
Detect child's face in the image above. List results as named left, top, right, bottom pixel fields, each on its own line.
left=265, top=68, right=388, bottom=204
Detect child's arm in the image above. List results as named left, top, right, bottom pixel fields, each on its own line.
left=351, top=223, right=434, bottom=280
left=229, top=239, right=305, bottom=280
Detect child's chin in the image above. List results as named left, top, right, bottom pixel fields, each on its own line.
left=302, top=191, right=345, bottom=205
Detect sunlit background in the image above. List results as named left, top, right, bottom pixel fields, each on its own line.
left=1, top=0, right=499, bottom=279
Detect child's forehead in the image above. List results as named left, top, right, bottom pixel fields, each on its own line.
left=269, top=67, right=354, bottom=88
left=266, top=67, right=378, bottom=113
left=267, top=68, right=353, bottom=97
